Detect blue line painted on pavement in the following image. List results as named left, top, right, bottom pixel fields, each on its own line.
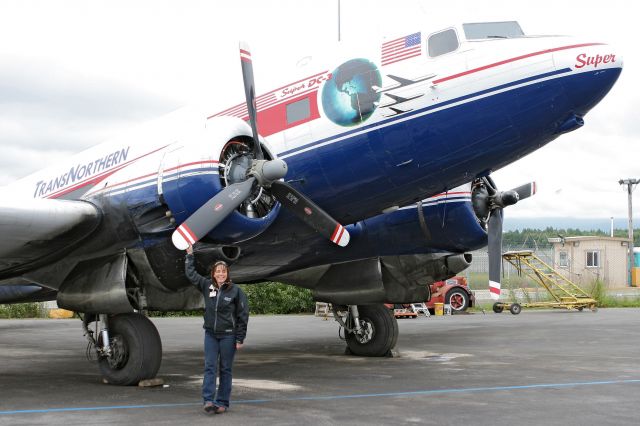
left=0, top=402, right=199, bottom=415
left=2, top=379, right=639, bottom=415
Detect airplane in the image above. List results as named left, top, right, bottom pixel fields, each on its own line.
left=0, top=20, right=622, bottom=385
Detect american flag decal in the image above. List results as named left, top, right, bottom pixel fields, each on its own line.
left=381, top=32, right=422, bottom=66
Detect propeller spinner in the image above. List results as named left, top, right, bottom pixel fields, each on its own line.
left=172, top=42, right=350, bottom=250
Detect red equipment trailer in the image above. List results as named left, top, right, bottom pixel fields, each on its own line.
left=385, top=276, right=475, bottom=317
left=426, top=277, right=474, bottom=314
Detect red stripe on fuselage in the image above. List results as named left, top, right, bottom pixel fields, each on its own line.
left=46, top=144, right=171, bottom=199
left=431, top=191, right=471, bottom=197
left=433, top=43, right=603, bottom=85
left=164, top=160, right=219, bottom=173
left=88, top=160, right=220, bottom=193
left=208, top=71, right=328, bottom=119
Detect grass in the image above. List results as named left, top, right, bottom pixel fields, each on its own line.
left=471, top=297, right=640, bottom=312
left=0, top=303, right=45, bottom=319
left=3, top=279, right=639, bottom=319
left=466, top=272, right=537, bottom=291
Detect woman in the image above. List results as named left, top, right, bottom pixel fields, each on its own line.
left=185, top=244, right=249, bottom=414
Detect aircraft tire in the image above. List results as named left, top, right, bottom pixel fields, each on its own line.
left=99, top=313, right=162, bottom=385
left=346, top=304, right=398, bottom=357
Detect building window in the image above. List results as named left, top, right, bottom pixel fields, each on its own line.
left=558, top=251, right=569, bottom=268
left=286, top=97, right=311, bottom=125
left=428, top=29, right=459, bottom=57
left=586, top=250, right=600, bottom=268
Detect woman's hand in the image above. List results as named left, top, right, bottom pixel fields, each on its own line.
left=236, top=342, right=243, bottom=350
left=186, top=244, right=193, bottom=255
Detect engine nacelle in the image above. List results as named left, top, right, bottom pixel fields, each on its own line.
left=273, top=253, right=472, bottom=304
left=161, top=117, right=281, bottom=244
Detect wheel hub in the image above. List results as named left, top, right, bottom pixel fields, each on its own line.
left=354, top=320, right=374, bottom=344
left=450, top=294, right=464, bottom=309
left=107, top=335, right=128, bottom=369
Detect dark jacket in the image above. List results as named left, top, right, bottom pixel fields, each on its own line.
left=185, top=254, right=249, bottom=343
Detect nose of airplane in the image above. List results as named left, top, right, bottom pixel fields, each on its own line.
left=553, top=41, right=623, bottom=117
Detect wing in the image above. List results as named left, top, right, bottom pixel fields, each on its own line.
left=0, top=198, right=100, bottom=279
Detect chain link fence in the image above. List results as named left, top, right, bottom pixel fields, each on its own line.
left=462, top=245, right=554, bottom=292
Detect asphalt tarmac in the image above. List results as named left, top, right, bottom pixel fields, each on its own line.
left=1, top=309, right=639, bottom=425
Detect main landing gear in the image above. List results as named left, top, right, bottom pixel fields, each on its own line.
left=333, top=304, right=398, bottom=357
left=82, top=312, right=162, bottom=385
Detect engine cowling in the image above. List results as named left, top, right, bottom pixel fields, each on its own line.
left=161, top=117, right=281, bottom=244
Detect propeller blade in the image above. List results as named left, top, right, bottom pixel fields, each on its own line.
left=172, top=177, right=257, bottom=250
left=271, top=180, right=350, bottom=247
left=510, top=182, right=537, bottom=201
left=239, top=41, right=264, bottom=160
left=487, top=207, right=503, bottom=300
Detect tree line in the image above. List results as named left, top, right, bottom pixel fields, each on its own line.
left=502, top=227, right=640, bottom=249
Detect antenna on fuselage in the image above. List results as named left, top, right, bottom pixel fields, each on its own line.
left=337, top=0, right=341, bottom=42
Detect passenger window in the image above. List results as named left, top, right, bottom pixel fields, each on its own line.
left=286, top=97, right=311, bottom=125
left=428, top=29, right=459, bottom=57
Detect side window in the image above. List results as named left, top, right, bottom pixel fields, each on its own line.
left=558, top=251, right=569, bottom=268
left=428, top=29, right=459, bottom=57
left=286, top=97, right=311, bottom=125
left=586, top=251, right=600, bottom=268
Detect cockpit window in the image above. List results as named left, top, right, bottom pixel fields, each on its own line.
left=428, top=29, right=459, bottom=57
left=463, top=21, right=524, bottom=39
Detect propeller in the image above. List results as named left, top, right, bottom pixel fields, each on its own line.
left=172, top=177, right=258, bottom=250
left=472, top=178, right=536, bottom=300
left=239, top=41, right=264, bottom=161
left=172, top=42, right=350, bottom=250
left=271, top=181, right=350, bottom=247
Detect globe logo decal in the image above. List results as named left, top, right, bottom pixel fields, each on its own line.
left=321, top=58, right=382, bottom=127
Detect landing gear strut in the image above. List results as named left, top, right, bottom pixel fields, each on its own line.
left=83, top=312, right=162, bottom=385
left=333, top=304, right=398, bottom=357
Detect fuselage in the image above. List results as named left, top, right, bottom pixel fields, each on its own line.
left=1, top=21, right=623, bottom=287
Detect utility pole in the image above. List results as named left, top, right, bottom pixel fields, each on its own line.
left=619, top=178, right=638, bottom=286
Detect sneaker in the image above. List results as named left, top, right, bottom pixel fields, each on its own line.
left=203, top=402, right=216, bottom=414
left=214, top=405, right=227, bottom=414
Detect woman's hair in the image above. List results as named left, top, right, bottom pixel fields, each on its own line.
left=210, top=260, right=231, bottom=282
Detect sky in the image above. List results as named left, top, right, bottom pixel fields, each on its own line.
left=0, top=0, right=637, bottom=225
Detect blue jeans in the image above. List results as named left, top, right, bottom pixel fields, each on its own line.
left=203, top=332, right=237, bottom=407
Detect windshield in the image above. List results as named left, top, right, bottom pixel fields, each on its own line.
left=463, top=21, right=524, bottom=39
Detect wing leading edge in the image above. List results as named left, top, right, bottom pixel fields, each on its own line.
left=0, top=198, right=100, bottom=278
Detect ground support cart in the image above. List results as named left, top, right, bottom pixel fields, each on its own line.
left=493, top=251, right=598, bottom=314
